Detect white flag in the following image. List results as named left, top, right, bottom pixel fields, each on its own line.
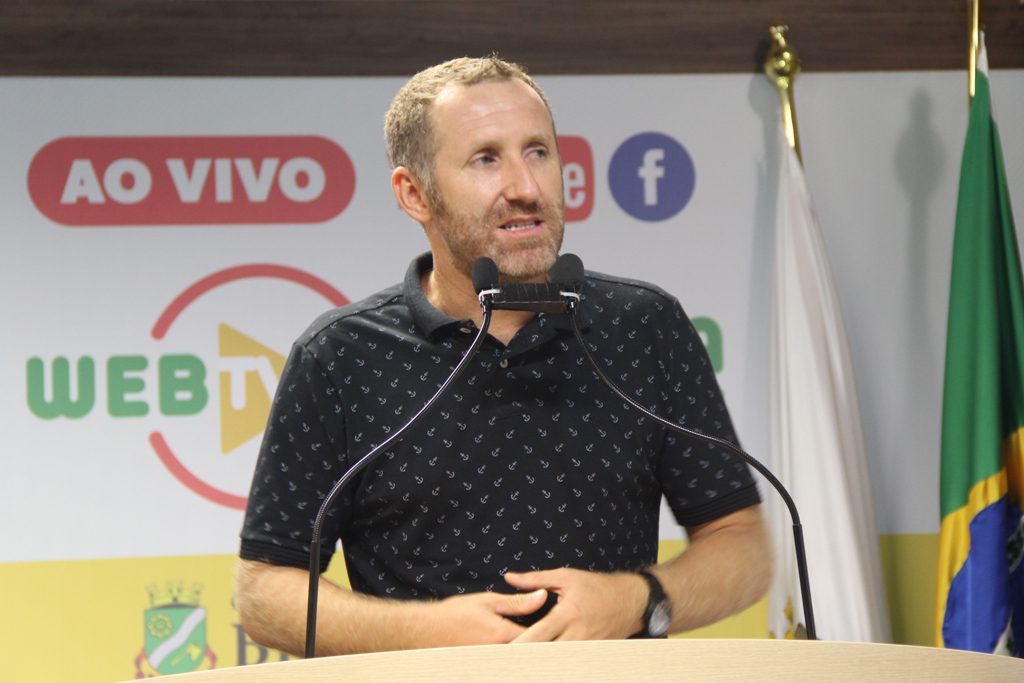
left=767, top=128, right=891, bottom=642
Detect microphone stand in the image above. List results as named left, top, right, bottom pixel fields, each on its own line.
left=303, top=293, right=496, bottom=658
left=565, top=298, right=818, bottom=641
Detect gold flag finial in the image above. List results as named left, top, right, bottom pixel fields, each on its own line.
left=968, top=0, right=980, bottom=105
left=764, top=25, right=803, bottom=163
left=765, top=25, right=801, bottom=90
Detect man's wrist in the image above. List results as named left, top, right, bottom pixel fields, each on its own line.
left=635, top=569, right=673, bottom=638
left=621, top=571, right=649, bottom=636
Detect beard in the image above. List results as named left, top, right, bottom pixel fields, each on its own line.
left=430, top=195, right=565, bottom=283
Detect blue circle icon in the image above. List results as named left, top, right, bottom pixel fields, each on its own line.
left=608, top=132, right=696, bottom=222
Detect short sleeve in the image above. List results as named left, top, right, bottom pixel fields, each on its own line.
left=657, top=299, right=761, bottom=527
left=239, top=342, right=349, bottom=572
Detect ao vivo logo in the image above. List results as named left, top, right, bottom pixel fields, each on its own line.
left=25, top=264, right=348, bottom=508
left=27, top=136, right=356, bottom=226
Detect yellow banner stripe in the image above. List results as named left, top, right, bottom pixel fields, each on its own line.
left=934, top=426, right=1024, bottom=647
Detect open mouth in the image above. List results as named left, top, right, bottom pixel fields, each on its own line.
left=500, top=219, right=542, bottom=232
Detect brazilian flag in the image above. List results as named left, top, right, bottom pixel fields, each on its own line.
left=936, top=40, right=1024, bottom=655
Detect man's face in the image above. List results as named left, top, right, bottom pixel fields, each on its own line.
left=424, top=79, right=564, bottom=283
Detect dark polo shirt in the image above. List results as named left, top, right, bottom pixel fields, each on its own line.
left=240, top=253, right=759, bottom=600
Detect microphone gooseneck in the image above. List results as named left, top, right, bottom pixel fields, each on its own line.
left=303, top=267, right=498, bottom=658
left=304, top=254, right=575, bottom=657
left=561, top=268, right=818, bottom=641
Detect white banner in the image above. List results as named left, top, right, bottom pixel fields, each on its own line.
left=2, top=71, right=1023, bottom=566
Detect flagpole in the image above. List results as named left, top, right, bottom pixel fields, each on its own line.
left=762, top=24, right=824, bottom=642
left=765, top=25, right=802, bottom=164
left=968, top=0, right=980, bottom=104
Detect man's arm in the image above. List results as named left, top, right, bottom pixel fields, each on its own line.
left=235, top=558, right=549, bottom=656
left=654, top=503, right=773, bottom=632
left=505, top=504, right=772, bottom=641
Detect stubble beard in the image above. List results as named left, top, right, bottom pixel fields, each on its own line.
left=432, top=196, right=565, bottom=283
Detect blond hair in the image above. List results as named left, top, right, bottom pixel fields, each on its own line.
left=384, top=56, right=553, bottom=204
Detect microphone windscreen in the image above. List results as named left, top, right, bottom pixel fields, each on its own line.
left=549, top=253, right=584, bottom=285
left=471, top=257, right=499, bottom=294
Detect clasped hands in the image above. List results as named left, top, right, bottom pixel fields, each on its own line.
left=420, top=568, right=647, bottom=646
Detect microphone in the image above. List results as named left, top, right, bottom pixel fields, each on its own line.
left=472, top=256, right=499, bottom=294
left=474, top=254, right=583, bottom=313
left=560, top=257, right=819, bottom=641
left=548, top=252, right=584, bottom=286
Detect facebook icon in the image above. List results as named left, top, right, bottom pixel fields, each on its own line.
left=609, top=132, right=696, bottom=222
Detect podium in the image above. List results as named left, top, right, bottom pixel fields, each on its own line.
left=151, top=639, right=1022, bottom=681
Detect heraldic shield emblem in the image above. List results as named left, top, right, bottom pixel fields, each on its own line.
left=135, top=582, right=216, bottom=677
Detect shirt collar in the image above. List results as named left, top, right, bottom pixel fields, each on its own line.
left=404, top=252, right=465, bottom=339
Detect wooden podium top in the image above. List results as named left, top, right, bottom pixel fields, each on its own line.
left=152, top=638, right=1024, bottom=682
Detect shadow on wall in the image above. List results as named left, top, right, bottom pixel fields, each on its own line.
left=893, top=87, right=946, bottom=399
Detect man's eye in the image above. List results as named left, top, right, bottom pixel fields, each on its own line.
left=474, top=154, right=497, bottom=165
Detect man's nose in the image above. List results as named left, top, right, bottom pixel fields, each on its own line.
left=502, top=157, right=540, bottom=204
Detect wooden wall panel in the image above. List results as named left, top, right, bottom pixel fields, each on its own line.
left=1, top=1, right=1022, bottom=76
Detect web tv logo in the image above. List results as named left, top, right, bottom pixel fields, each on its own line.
left=25, top=264, right=348, bottom=509
left=608, top=132, right=696, bottom=222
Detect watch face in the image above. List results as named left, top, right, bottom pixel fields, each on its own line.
left=649, top=601, right=671, bottom=637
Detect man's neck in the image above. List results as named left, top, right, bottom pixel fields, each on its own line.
left=422, top=265, right=534, bottom=347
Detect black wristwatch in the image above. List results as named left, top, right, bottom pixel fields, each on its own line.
left=637, top=569, right=673, bottom=637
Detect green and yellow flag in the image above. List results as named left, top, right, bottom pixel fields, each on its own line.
left=936, top=37, right=1024, bottom=655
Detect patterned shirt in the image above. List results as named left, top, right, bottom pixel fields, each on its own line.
left=239, top=253, right=760, bottom=602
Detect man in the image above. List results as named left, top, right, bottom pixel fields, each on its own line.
left=236, top=56, right=771, bottom=656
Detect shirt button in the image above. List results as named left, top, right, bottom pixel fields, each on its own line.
left=460, top=327, right=472, bottom=334
left=499, top=359, right=509, bottom=368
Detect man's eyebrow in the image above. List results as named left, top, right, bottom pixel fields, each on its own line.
left=522, top=132, right=557, bottom=148
left=464, top=142, right=499, bottom=158
left=464, top=132, right=553, bottom=154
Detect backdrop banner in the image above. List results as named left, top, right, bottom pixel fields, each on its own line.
left=2, top=70, right=1022, bottom=680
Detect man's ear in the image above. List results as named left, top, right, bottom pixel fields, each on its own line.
left=391, top=166, right=432, bottom=224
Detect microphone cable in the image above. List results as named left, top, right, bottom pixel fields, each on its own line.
left=562, top=281, right=818, bottom=640
left=303, top=275, right=498, bottom=657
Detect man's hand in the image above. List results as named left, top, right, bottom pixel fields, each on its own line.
left=236, top=559, right=549, bottom=656
left=414, top=589, right=550, bottom=646
left=503, top=568, right=646, bottom=642
left=504, top=506, right=771, bottom=643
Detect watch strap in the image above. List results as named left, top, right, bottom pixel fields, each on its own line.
left=638, top=569, right=672, bottom=637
